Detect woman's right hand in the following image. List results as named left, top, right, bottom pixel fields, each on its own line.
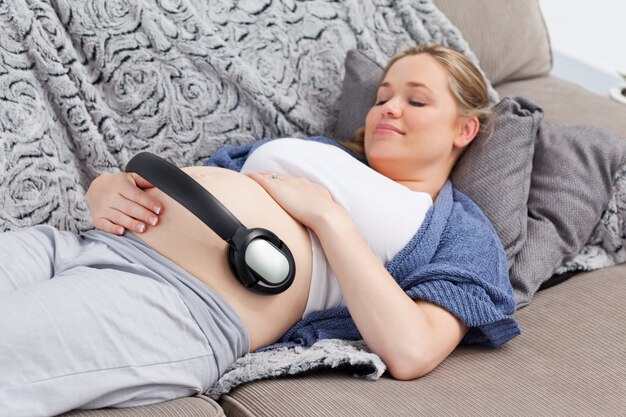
left=86, top=172, right=163, bottom=235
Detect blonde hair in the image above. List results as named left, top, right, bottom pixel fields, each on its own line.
left=340, top=44, right=493, bottom=156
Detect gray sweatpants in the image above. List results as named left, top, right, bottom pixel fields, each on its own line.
left=0, top=225, right=249, bottom=417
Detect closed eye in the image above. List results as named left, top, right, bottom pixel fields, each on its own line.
left=409, top=100, right=425, bottom=107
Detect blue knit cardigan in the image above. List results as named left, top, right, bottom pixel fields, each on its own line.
left=205, top=136, right=521, bottom=349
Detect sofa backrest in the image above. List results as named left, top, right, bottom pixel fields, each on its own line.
left=434, top=0, right=552, bottom=86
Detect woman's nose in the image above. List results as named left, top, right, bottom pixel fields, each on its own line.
left=380, top=99, right=402, bottom=118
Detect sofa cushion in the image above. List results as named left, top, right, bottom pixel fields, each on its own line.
left=433, top=0, right=552, bottom=86
left=497, top=76, right=626, bottom=302
left=220, top=264, right=626, bottom=416
left=514, top=121, right=626, bottom=306
left=59, top=396, right=225, bottom=417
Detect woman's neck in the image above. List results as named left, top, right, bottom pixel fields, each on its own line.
left=397, top=177, right=446, bottom=202
left=397, top=157, right=456, bottom=202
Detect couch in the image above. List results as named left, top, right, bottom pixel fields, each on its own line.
left=29, top=0, right=626, bottom=415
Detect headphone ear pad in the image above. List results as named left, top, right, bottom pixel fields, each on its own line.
left=227, top=246, right=256, bottom=289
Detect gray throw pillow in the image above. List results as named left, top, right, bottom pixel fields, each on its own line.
left=451, top=97, right=542, bottom=267
left=510, top=123, right=626, bottom=307
left=333, top=50, right=382, bottom=141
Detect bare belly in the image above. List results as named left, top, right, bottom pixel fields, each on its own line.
left=131, top=166, right=312, bottom=352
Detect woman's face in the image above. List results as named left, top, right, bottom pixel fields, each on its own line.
left=364, top=53, right=468, bottom=182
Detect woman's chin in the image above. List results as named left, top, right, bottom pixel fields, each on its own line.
left=366, top=154, right=397, bottom=176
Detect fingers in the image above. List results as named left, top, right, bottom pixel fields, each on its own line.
left=245, top=171, right=286, bottom=185
left=119, top=181, right=162, bottom=217
left=94, top=207, right=157, bottom=235
left=127, top=173, right=162, bottom=215
left=129, top=172, right=156, bottom=190
left=243, top=171, right=335, bottom=228
left=244, top=171, right=291, bottom=204
left=86, top=171, right=163, bottom=234
left=93, top=218, right=126, bottom=236
left=108, top=193, right=160, bottom=233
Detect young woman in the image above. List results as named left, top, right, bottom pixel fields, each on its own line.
left=0, top=44, right=519, bottom=415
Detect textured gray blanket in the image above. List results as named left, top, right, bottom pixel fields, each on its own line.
left=0, top=0, right=482, bottom=232
left=207, top=339, right=385, bottom=399
left=2, top=0, right=626, bottom=399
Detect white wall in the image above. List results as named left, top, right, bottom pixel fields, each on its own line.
left=538, top=0, right=626, bottom=76
left=537, top=0, right=626, bottom=96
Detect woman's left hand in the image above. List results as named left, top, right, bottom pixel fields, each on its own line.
left=245, top=172, right=345, bottom=229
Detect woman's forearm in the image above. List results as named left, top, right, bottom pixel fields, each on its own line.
left=310, top=209, right=466, bottom=379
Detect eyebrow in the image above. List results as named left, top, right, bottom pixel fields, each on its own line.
left=379, top=81, right=433, bottom=92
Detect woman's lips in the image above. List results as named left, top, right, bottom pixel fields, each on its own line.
left=374, top=123, right=405, bottom=135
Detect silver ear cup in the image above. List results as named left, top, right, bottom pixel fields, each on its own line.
left=244, top=239, right=290, bottom=284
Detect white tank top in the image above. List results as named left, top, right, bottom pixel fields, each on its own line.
left=240, top=138, right=432, bottom=317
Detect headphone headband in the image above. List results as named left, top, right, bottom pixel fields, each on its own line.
left=125, top=152, right=243, bottom=241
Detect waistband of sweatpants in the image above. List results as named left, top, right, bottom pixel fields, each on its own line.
left=81, top=230, right=250, bottom=375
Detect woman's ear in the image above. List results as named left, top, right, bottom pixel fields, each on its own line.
left=454, top=116, right=480, bottom=149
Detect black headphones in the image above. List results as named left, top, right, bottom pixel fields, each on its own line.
left=125, top=152, right=296, bottom=295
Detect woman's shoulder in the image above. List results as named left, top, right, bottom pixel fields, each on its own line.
left=252, top=136, right=367, bottom=163
left=305, top=136, right=367, bottom=161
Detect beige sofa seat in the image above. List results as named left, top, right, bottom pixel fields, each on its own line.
left=60, top=396, right=224, bottom=417
left=220, top=264, right=626, bottom=416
